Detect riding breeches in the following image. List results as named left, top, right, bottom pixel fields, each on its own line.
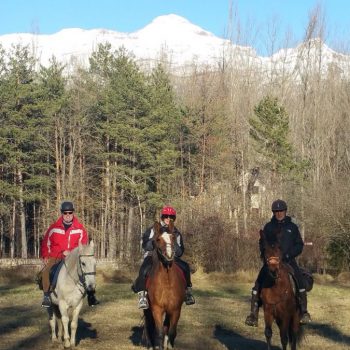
left=288, top=260, right=306, bottom=290
left=133, top=256, right=153, bottom=292
left=42, top=257, right=62, bottom=292
left=174, top=257, right=192, bottom=287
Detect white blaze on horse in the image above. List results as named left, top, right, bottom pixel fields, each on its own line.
left=47, top=240, right=96, bottom=348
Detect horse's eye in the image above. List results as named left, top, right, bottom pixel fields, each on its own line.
left=82, top=262, right=86, bottom=267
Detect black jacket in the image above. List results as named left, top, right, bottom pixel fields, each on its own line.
left=259, top=215, right=304, bottom=262
left=142, top=222, right=184, bottom=258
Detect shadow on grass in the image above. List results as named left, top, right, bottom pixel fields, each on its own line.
left=2, top=331, right=48, bottom=350
left=129, top=325, right=144, bottom=346
left=307, top=322, right=350, bottom=345
left=214, top=324, right=281, bottom=350
left=76, top=318, right=98, bottom=345
left=194, top=286, right=248, bottom=301
left=0, top=305, right=41, bottom=334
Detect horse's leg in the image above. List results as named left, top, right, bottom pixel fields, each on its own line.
left=59, top=301, right=71, bottom=348
left=264, top=308, right=274, bottom=350
left=70, top=299, right=83, bottom=347
left=163, top=314, right=170, bottom=349
left=47, top=307, right=58, bottom=342
left=167, top=309, right=181, bottom=349
left=290, top=312, right=300, bottom=350
left=152, top=306, right=165, bottom=350
left=276, top=318, right=288, bottom=350
left=53, top=305, right=64, bottom=342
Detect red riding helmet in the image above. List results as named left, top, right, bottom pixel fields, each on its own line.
left=161, top=206, right=176, bottom=217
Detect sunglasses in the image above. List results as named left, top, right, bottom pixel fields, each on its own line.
left=63, top=211, right=73, bottom=215
left=161, top=215, right=176, bottom=220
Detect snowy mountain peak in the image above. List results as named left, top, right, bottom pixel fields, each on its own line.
left=137, top=14, right=215, bottom=38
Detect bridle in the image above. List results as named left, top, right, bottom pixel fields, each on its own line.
left=266, top=255, right=280, bottom=280
left=156, top=239, right=175, bottom=267
left=77, top=253, right=96, bottom=291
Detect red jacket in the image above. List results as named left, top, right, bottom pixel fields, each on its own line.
left=41, top=216, right=88, bottom=259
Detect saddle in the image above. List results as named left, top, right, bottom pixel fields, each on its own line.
left=35, top=261, right=64, bottom=291
left=300, top=267, right=314, bottom=292
left=49, top=261, right=64, bottom=290
left=145, top=263, right=186, bottom=291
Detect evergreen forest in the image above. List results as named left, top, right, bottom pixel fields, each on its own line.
left=1, top=17, right=350, bottom=273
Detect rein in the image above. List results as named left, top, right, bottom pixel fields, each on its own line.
left=78, top=254, right=96, bottom=290
left=265, top=258, right=290, bottom=307
left=63, top=253, right=95, bottom=294
left=157, top=247, right=174, bottom=267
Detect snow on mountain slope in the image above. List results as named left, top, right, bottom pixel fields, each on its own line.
left=0, top=14, right=349, bottom=76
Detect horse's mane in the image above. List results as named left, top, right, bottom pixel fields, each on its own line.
left=261, top=226, right=282, bottom=247
left=64, top=243, right=94, bottom=271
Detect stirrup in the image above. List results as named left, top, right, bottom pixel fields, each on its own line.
left=185, top=293, right=195, bottom=305
left=138, top=291, right=149, bottom=309
left=88, top=293, right=100, bottom=307
left=41, top=295, right=51, bottom=308
left=300, top=311, right=312, bottom=324
left=245, top=313, right=258, bottom=327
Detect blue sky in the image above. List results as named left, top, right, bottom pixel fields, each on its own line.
left=0, top=0, right=349, bottom=55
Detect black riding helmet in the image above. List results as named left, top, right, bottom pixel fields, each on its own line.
left=271, top=199, right=287, bottom=212
left=60, top=201, right=75, bottom=213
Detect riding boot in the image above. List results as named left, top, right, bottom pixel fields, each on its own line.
left=245, top=289, right=259, bottom=327
left=299, top=290, right=311, bottom=324
left=87, top=291, right=100, bottom=307
left=41, top=292, right=51, bottom=308
left=185, top=287, right=195, bottom=305
left=138, top=291, right=149, bottom=309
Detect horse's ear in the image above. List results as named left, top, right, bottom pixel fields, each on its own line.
left=154, top=221, right=161, bottom=236
left=168, top=220, right=174, bottom=233
left=259, top=229, right=264, bottom=239
left=90, top=240, right=94, bottom=248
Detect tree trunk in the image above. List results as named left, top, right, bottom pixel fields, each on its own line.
left=18, top=169, right=27, bottom=258
left=10, top=201, right=16, bottom=259
left=126, top=206, right=134, bottom=261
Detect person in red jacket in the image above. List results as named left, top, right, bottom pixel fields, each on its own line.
left=40, top=201, right=99, bottom=308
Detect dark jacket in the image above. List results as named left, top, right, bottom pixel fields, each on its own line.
left=142, top=221, right=184, bottom=258
left=259, top=215, right=304, bottom=262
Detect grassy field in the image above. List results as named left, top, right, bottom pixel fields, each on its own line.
left=0, top=267, right=350, bottom=350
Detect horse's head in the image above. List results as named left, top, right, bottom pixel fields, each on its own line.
left=261, top=230, right=282, bottom=276
left=78, top=240, right=96, bottom=292
left=153, top=221, right=176, bottom=264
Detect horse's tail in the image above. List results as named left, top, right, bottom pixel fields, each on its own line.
left=143, top=309, right=156, bottom=348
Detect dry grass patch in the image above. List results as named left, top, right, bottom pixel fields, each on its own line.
left=1, top=267, right=350, bottom=349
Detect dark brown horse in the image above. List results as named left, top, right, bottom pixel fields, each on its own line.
left=143, top=221, right=186, bottom=349
left=260, top=231, right=303, bottom=350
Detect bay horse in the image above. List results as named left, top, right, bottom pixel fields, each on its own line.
left=260, top=231, right=303, bottom=350
left=143, top=221, right=186, bottom=349
left=47, top=241, right=96, bottom=348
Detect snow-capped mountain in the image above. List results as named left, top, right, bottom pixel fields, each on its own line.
left=0, top=14, right=349, bottom=77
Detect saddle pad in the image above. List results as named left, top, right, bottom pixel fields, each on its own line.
left=50, top=261, right=64, bottom=290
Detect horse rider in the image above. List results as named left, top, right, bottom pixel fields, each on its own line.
left=40, top=201, right=100, bottom=308
left=245, top=199, right=312, bottom=326
left=132, top=205, right=195, bottom=309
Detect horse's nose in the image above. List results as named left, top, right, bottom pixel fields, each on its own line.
left=86, top=284, right=96, bottom=292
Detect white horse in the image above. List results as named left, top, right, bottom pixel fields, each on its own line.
left=47, top=240, right=96, bottom=348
